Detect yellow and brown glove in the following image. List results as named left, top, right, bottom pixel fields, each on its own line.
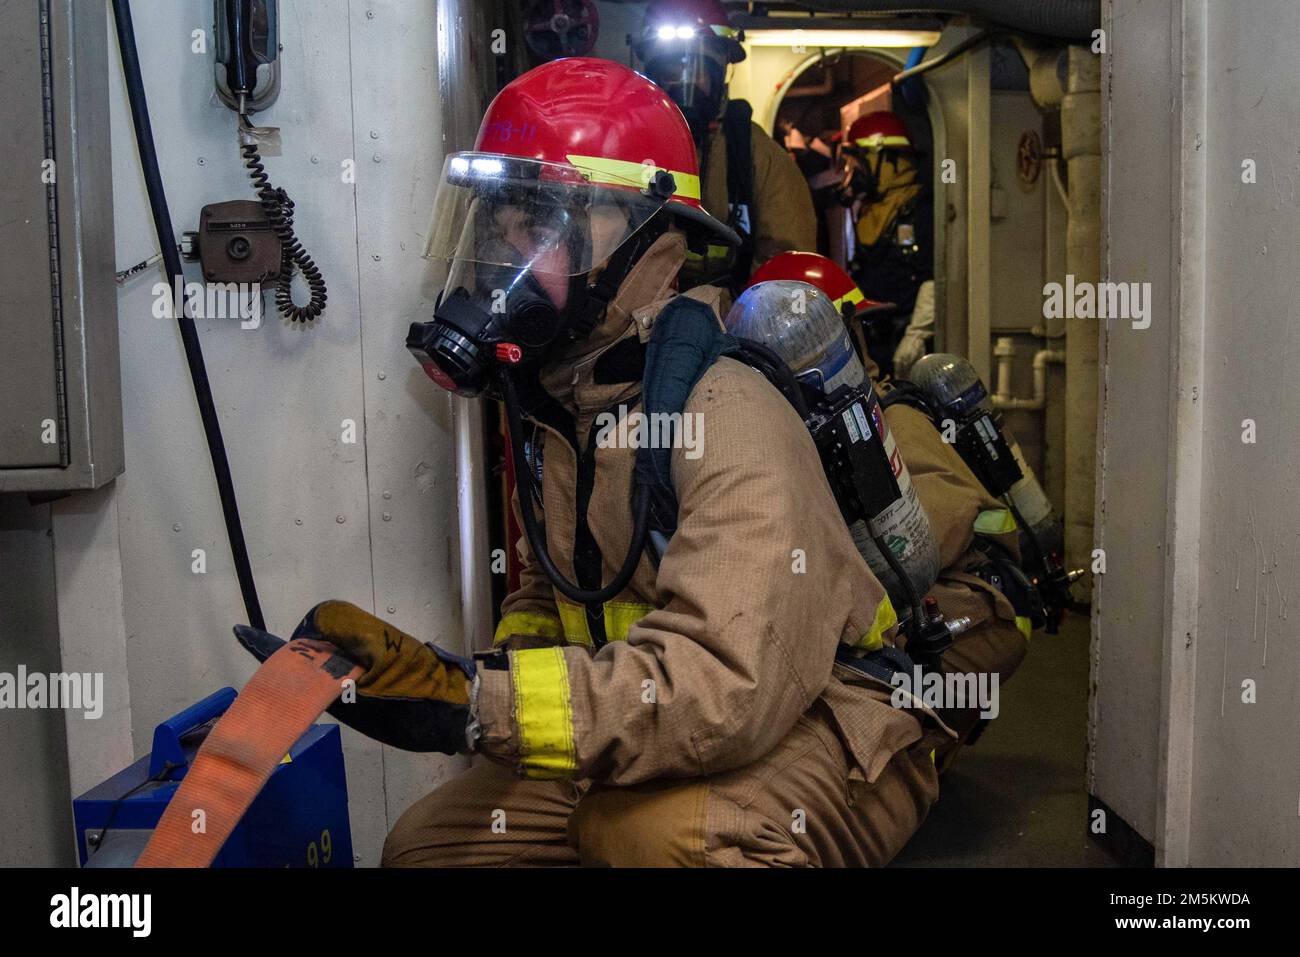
left=234, top=600, right=477, bottom=754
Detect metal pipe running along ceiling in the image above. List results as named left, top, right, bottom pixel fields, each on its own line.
left=762, top=1, right=1100, bottom=43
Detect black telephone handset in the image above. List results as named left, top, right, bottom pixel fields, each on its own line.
left=215, top=0, right=280, bottom=115
left=203, top=0, right=326, bottom=322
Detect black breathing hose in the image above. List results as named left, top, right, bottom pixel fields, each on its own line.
left=111, top=0, right=266, bottom=631
left=872, top=532, right=924, bottom=645
left=499, top=368, right=652, bottom=605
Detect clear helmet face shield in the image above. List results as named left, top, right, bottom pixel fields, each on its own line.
left=414, top=153, right=669, bottom=395
left=425, top=153, right=669, bottom=301
left=638, top=44, right=729, bottom=138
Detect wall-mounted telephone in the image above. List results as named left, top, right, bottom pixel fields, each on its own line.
left=186, top=0, right=327, bottom=322
left=215, top=0, right=280, bottom=114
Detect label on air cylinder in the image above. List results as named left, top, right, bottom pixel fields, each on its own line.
left=852, top=402, right=872, bottom=443
left=850, top=394, right=940, bottom=603
left=841, top=409, right=862, bottom=443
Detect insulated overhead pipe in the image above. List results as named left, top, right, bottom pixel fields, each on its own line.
left=793, top=0, right=1100, bottom=43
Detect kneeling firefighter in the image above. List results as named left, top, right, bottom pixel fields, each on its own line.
left=736, top=253, right=1039, bottom=766
left=631, top=0, right=817, bottom=297
left=899, top=353, right=1083, bottom=636
left=236, top=59, right=951, bottom=867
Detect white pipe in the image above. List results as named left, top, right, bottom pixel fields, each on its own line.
left=452, top=396, right=493, bottom=655
left=994, top=336, right=1017, bottom=400
left=991, top=346, right=1066, bottom=411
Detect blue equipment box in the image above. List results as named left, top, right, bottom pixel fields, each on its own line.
left=72, top=687, right=353, bottom=868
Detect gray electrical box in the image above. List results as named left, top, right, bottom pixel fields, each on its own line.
left=0, top=0, right=122, bottom=493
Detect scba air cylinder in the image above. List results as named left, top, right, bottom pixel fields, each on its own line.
left=726, top=280, right=940, bottom=605
left=908, top=353, right=1064, bottom=558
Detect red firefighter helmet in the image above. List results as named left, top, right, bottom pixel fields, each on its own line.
left=748, top=251, right=882, bottom=314
left=424, top=56, right=738, bottom=275
left=636, top=0, right=746, bottom=63
left=846, top=111, right=912, bottom=150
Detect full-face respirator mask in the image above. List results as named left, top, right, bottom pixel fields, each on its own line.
left=407, top=153, right=676, bottom=398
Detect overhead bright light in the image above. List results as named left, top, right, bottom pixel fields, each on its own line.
left=656, top=25, right=676, bottom=40
left=676, top=26, right=696, bottom=40
left=745, top=29, right=941, bottom=49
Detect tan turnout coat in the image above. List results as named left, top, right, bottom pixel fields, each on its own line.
left=475, top=232, right=951, bottom=792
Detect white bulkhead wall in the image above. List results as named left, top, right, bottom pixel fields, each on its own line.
left=53, top=0, right=497, bottom=865
left=1097, top=0, right=1300, bottom=865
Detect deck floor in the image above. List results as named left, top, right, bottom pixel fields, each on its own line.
left=893, top=610, right=1119, bottom=867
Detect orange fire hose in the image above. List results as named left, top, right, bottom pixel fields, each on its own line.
left=135, top=638, right=362, bottom=868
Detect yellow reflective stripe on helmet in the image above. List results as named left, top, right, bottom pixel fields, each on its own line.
left=511, top=647, right=577, bottom=779
left=1015, top=615, right=1033, bottom=641
left=565, top=154, right=702, bottom=201
left=853, top=134, right=911, bottom=149
left=974, top=508, right=1017, bottom=535
left=834, top=286, right=865, bottom=311
left=855, top=594, right=898, bottom=651
left=493, top=610, right=564, bottom=647
left=556, top=599, right=656, bottom=647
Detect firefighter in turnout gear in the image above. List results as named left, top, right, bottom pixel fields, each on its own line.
left=241, top=58, right=953, bottom=867
left=631, top=0, right=817, bottom=299
left=841, top=111, right=935, bottom=378
left=745, top=253, right=1032, bottom=768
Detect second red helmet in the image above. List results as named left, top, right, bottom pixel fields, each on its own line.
left=748, top=252, right=882, bottom=314
left=846, top=111, right=913, bottom=150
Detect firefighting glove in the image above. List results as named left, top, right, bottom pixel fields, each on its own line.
left=234, top=600, right=477, bottom=754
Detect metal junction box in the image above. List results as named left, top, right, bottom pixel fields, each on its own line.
left=0, top=0, right=122, bottom=493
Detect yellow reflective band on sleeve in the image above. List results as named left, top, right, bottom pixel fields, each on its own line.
left=603, top=602, right=655, bottom=642
left=565, top=154, right=702, bottom=202
left=556, top=602, right=593, bottom=648
left=493, top=610, right=564, bottom=647
left=855, top=595, right=898, bottom=651
left=1015, top=615, right=1033, bottom=641
left=511, top=647, right=577, bottom=779
left=556, top=599, right=656, bottom=647
left=974, top=508, right=1017, bottom=535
